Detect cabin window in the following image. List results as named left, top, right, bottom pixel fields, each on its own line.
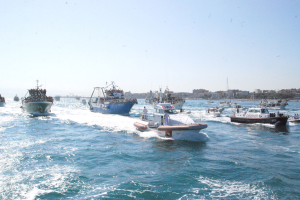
left=165, top=109, right=178, bottom=114
left=249, top=110, right=254, bottom=113
left=255, top=110, right=260, bottom=113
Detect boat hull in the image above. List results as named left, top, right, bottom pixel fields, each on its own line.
left=134, top=122, right=208, bottom=139
left=230, top=116, right=288, bottom=126
left=22, top=102, right=53, bottom=115
left=90, top=101, right=135, bottom=114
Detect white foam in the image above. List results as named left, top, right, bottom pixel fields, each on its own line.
left=190, top=176, right=275, bottom=199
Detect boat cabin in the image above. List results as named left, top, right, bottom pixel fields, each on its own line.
left=147, top=103, right=194, bottom=127
left=235, top=108, right=272, bottom=118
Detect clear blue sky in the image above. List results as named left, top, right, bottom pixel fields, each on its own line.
left=1, top=0, right=299, bottom=97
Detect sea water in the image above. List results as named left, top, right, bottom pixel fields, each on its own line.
left=0, top=99, right=300, bottom=199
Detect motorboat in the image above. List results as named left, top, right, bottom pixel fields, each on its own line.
left=207, top=100, right=214, bottom=103
left=206, top=107, right=224, bottom=117
left=259, top=99, right=288, bottom=109
left=134, top=103, right=207, bottom=139
left=230, top=107, right=288, bottom=126
left=232, top=104, right=246, bottom=112
left=219, top=101, right=231, bottom=107
left=0, top=94, right=5, bottom=107
left=288, top=114, right=300, bottom=122
left=88, top=81, right=137, bottom=114
left=14, top=95, right=20, bottom=101
left=21, top=80, right=53, bottom=115
left=146, top=87, right=185, bottom=110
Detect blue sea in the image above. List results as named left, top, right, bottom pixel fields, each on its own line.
left=1, top=99, right=300, bottom=199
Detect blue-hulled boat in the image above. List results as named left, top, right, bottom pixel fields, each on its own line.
left=88, top=82, right=137, bottom=114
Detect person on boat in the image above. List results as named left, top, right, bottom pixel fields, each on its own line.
left=164, top=112, right=170, bottom=125
left=180, top=108, right=183, bottom=113
left=297, top=114, right=299, bottom=119
left=143, top=106, right=148, bottom=120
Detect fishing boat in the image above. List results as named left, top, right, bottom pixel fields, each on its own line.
left=206, top=107, right=224, bottom=117
left=21, top=80, right=53, bottom=115
left=134, top=103, right=207, bottom=139
left=54, top=95, right=61, bottom=101
left=145, top=87, right=185, bottom=110
left=14, top=95, right=20, bottom=101
left=0, top=94, right=5, bottom=107
left=88, top=81, right=138, bottom=114
left=230, top=107, right=288, bottom=126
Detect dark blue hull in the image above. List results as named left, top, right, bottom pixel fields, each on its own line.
left=90, top=102, right=135, bottom=114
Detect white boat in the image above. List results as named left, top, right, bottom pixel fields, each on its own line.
left=146, top=87, right=185, bottom=110
left=259, top=99, right=288, bottom=109
left=288, top=114, right=300, bottom=122
left=207, top=100, right=214, bottom=103
left=206, top=107, right=224, bottom=117
left=219, top=101, right=231, bottom=107
left=134, top=103, right=207, bottom=140
left=232, top=104, right=247, bottom=112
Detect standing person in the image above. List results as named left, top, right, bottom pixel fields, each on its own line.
left=164, top=111, right=170, bottom=125
left=143, top=106, right=148, bottom=120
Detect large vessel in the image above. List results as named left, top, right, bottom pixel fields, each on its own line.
left=146, top=87, right=185, bottom=110
left=21, top=80, right=53, bottom=115
left=134, top=103, right=207, bottom=140
left=14, top=95, right=20, bottom=101
left=0, top=94, right=5, bottom=107
left=230, top=107, right=288, bottom=126
left=88, top=82, right=137, bottom=114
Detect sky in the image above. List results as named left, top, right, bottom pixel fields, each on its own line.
left=1, top=0, right=300, bottom=97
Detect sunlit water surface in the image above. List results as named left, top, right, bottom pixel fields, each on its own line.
left=1, top=99, right=300, bottom=199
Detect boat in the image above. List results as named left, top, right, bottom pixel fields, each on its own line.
left=219, top=101, right=231, bottom=107
left=88, top=81, right=138, bottom=114
left=54, top=95, right=61, bottom=101
left=14, top=95, right=20, bottom=101
left=0, top=94, right=5, bottom=107
left=134, top=103, right=207, bottom=139
left=206, top=107, right=224, bottom=117
left=230, top=107, right=288, bottom=126
left=232, top=103, right=246, bottom=111
left=75, top=96, right=80, bottom=100
left=82, top=99, right=87, bottom=105
left=145, top=87, right=185, bottom=110
left=20, top=80, right=53, bottom=115
left=259, top=99, right=288, bottom=109
left=207, top=100, right=214, bottom=103
left=288, top=114, right=300, bottom=122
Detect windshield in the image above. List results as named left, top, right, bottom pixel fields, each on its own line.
left=165, top=109, right=178, bottom=114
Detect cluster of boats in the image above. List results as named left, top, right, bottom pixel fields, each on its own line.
left=1, top=80, right=298, bottom=141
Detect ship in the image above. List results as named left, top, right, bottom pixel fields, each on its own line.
left=21, top=80, right=53, bottom=115
left=0, top=94, right=5, bottom=107
left=14, top=95, right=20, bottom=101
left=88, top=81, right=138, bottom=114
left=54, top=95, right=61, bottom=101
left=230, top=107, right=288, bottom=126
left=134, top=103, right=207, bottom=140
left=145, top=87, right=185, bottom=110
